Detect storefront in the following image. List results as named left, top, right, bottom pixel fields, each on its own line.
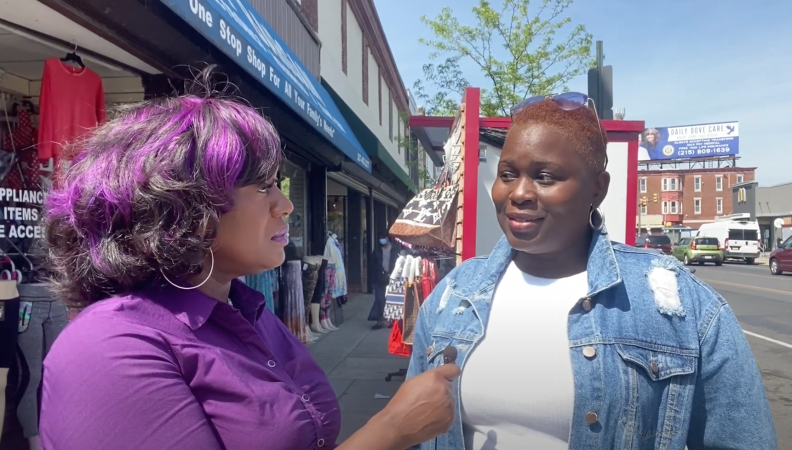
left=0, top=0, right=169, bottom=444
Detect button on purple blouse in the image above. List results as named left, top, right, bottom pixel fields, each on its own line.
left=40, top=280, right=341, bottom=450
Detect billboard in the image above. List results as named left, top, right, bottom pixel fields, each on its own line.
left=638, top=121, right=739, bottom=161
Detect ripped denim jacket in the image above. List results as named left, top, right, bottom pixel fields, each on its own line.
left=406, top=228, right=777, bottom=450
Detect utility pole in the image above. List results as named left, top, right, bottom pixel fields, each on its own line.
left=588, top=41, right=613, bottom=120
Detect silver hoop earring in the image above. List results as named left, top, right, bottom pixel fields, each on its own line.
left=161, top=248, right=214, bottom=290
left=589, top=206, right=605, bottom=231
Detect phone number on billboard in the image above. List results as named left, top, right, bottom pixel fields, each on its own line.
left=676, top=146, right=733, bottom=157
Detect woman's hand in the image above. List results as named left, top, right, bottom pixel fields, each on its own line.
left=381, top=362, right=461, bottom=448
left=338, top=363, right=461, bottom=450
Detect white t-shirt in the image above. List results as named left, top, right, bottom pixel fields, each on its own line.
left=460, top=262, right=588, bottom=449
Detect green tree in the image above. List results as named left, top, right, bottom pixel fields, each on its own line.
left=413, top=0, right=594, bottom=117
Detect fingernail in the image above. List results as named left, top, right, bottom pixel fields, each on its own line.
left=443, top=346, right=458, bottom=365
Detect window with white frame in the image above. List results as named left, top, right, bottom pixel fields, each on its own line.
left=640, top=204, right=647, bottom=215
left=640, top=177, right=647, bottom=193
left=736, top=174, right=744, bottom=183
left=716, top=175, right=723, bottom=191
left=663, top=201, right=680, bottom=215
left=662, top=177, right=679, bottom=191
left=716, top=197, right=723, bottom=214
left=694, top=176, right=701, bottom=192
left=694, top=198, right=702, bottom=214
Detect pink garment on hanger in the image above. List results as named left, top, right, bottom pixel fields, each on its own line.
left=37, top=58, right=106, bottom=161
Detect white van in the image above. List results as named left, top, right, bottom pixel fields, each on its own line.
left=696, top=219, right=761, bottom=264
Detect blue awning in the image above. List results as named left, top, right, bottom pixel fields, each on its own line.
left=159, top=0, right=372, bottom=173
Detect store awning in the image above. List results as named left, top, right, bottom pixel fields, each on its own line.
left=159, top=0, right=372, bottom=173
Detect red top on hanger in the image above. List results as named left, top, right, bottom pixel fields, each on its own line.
left=37, top=58, right=106, bottom=161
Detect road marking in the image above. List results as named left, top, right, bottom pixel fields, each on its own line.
left=710, top=269, right=777, bottom=281
left=743, top=330, right=792, bottom=350
left=700, top=278, right=792, bottom=296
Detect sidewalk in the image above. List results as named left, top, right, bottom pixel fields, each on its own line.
left=307, top=293, right=408, bottom=443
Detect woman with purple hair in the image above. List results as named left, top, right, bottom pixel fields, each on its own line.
left=38, top=71, right=459, bottom=450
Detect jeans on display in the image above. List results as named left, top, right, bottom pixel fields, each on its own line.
left=283, top=261, right=307, bottom=343
left=16, top=282, right=68, bottom=438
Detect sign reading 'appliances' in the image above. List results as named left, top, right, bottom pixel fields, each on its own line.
left=638, top=121, right=739, bottom=161
left=161, top=0, right=372, bottom=173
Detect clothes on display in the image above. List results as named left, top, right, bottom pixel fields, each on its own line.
left=323, top=234, right=347, bottom=298
left=385, top=254, right=441, bottom=356
left=282, top=261, right=307, bottom=344
left=244, top=269, right=279, bottom=314
left=37, top=58, right=106, bottom=161
left=1, top=106, right=41, bottom=191
left=321, top=263, right=336, bottom=322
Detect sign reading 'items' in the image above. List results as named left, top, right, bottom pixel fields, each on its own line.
left=0, top=188, right=44, bottom=239
left=161, top=0, right=372, bottom=173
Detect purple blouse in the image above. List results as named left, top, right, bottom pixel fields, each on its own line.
left=40, top=280, right=341, bottom=450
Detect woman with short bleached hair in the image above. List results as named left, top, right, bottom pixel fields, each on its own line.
left=39, top=70, right=459, bottom=450
left=406, top=93, right=776, bottom=450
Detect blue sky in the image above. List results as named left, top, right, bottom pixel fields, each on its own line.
left=373, top=0, right=792, bottom=186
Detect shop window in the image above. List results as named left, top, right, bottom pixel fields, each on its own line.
left=280, top=160, right=307, bottom=257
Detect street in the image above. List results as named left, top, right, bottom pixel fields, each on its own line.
left=692, top=261, right=792, bottom=449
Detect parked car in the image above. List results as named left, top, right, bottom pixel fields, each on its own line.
left=635, top=234, right=673, bottom=255
left=769, top=236, right=792, bottom=275
left=673, top=237, right=723, bottom=266
left=697, top=219, right=761, bottom=264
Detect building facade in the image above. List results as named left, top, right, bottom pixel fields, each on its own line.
left=317, top=0, right=441, bottom=291
left=638, top=167, right=756, bottom=231
left=732, top=181, right=792, bottom=248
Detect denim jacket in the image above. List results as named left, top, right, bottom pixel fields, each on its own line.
left=406, top=227, right=777, bottom=450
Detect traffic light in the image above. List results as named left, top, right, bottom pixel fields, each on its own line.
left=652, top=193, right=658, bottom=203
left=640, top=197, right=647, bottom=207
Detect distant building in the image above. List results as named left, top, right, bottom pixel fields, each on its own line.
left=731, top=181, right=792, bottom=248
left=637, top=167, right=756, bottom=232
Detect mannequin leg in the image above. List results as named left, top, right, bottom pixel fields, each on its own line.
left=310, top=303, right=327, bottom=333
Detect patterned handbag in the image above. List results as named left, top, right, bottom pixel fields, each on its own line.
left=389, top=167, right=458, bottom=249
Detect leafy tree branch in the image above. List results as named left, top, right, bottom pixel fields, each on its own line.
left=413, top=0, right=594, bottom=117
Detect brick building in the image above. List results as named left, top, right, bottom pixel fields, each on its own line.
left=638, top=167, right=756, bottom=231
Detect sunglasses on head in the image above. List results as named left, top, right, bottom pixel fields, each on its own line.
left=510, top=92, right=609, bottom=171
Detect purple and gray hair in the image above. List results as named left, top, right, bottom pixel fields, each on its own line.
left=44, top=86, right=282, bottom=308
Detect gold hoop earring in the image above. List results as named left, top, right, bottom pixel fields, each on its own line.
left=589, top=206, right=605, bottom=231
left=161, top=248, right=214, bottom=290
